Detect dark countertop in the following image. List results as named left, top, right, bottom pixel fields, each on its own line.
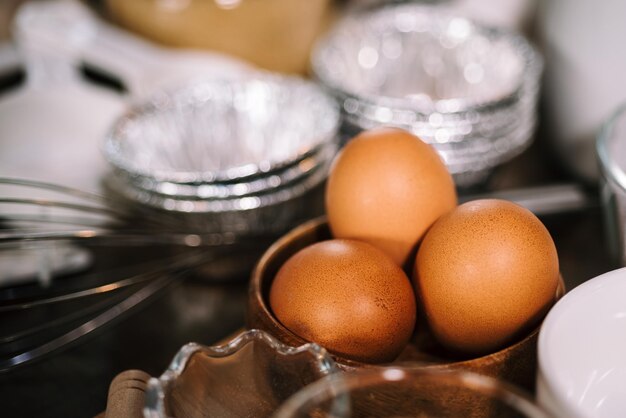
left=1, top=280, right=249, bottom=417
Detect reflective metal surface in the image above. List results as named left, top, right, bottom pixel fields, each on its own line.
left=0, top=178, right=227, bottom=372
left=104, top=75, right=339, bottom=186
left=312, top=3, right=542, bottom=186
left=103, top=75, right=339, bottom=235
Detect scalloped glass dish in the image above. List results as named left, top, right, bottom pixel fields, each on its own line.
left=144, top=329, right=338, bottom=418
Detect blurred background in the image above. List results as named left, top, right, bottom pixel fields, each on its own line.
left=3, top=0, right=622, bottom=189
left=0, top=0, right=625, bottom=416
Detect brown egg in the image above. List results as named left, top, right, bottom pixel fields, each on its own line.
left=269, top=239, right=417, bottom=363
left=325, top=128, right=457, bottom=266
left=414, top=199, right=560, bottom=356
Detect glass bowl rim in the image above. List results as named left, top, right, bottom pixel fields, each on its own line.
left=273, top=366, right=554, bottom=418
left=143, top=328, right=339, bottom=418
left=596, top=102, right=626, bottom=194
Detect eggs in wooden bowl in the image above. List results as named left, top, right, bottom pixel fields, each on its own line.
left=248, top=217, right=564, bottom=390
left=247, top=128, right=564, bottom=392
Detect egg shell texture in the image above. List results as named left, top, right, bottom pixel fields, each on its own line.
left=414, top=199, right=559, bottom=355
left=325, top=128, right=457, bottom=266
left=269, top=239, right=417, bottom=363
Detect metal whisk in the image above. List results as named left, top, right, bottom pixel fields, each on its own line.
left=0, top=177, right=253, bottom=372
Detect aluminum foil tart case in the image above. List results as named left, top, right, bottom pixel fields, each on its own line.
left=143, top=329, right=338, bottom=418
left=103, top=75, right=340, bottom=236
left=312, top=3, right=543, bottom=187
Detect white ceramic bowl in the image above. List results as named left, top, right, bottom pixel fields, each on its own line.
left=538, top=267, right=626, bottom=418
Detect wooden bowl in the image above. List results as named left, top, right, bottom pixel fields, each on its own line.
left=247, top=217, right=565, bottom=392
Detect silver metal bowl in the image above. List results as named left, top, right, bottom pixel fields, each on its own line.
left=312, top=3, right=542, bottom=186
left=102, top=74, right=340, bottom=235
left=104, top=75, right=340, bottom=187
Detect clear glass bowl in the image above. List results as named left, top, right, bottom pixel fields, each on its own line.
left=274, top=367, right=554, bottom=418
left=144, top=329, right=338, bottom=418
left=312, top=3, right=542, bottom=186
left=596, top=103, right=626, bottom=265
